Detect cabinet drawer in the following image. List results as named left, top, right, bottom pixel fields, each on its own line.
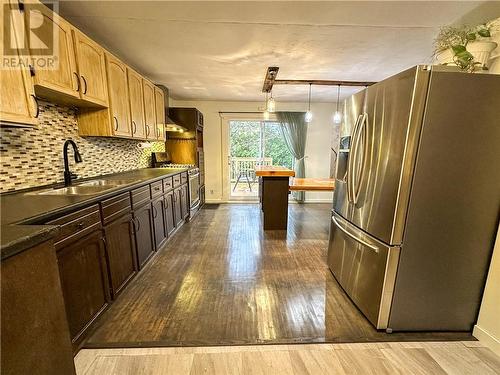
left=131, top=186, right=150, bottom=208
left=47, top=205, right=101, bottom=248
left=181, top=172, right=188, bottom=185
left=163, top=177, right=173, bottom=192
left=100, top=192, right=131, bottom=225
left=173, top=174, right=181, bottom=187
left=150, top=181, right=163, bottom=197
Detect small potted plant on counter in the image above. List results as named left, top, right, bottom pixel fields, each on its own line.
left=434, top=22, right=497, bottom=72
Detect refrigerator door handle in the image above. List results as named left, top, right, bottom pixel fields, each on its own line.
left=332, top=215, right=379, bottom=253
left=347, top=114, right=363, bottom=203
left=354, top=113, right=369, bottom=204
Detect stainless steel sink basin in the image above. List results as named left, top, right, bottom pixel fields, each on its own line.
left=31, top=185, right=118, bottom=196
left=77, top=179, right=139, bottom=187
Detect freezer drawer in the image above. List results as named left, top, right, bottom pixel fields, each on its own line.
left=327, top=212, right=400, bottom=329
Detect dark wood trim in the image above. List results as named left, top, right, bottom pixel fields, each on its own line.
left=261, top=65, right=376, bottom=93
left=274, top=79, right=376, bottom=87
left=262, top=66, right=279, bottom=93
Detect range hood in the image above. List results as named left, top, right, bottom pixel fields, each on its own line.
left=157, top=85, right=188, bottom=133
left=166, top=115, right=187, bottom=133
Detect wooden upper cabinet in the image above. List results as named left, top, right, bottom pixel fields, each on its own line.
left=154, top=86, right=166, bottom=141
left=24, top=3, right=79, bottom=100
left=105, top=54, right=131, bottom=137
left=127, top=69, right=146, bottom=139
left=0, top=2, right=38, bottom=127
left=73, top=30, right=108, bottom=107
left=143, top=80, right=156, bottom=140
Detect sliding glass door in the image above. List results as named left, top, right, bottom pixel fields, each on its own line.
left=228, top=120, right=293, bottom=200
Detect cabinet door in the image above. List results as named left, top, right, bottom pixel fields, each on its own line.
left=0, top=2, right=37, bottom=126
left=25, top=3, right=79, bottom=99
left=143, top=80, right=156, bottom=140
left=152, top=197, right=167, bottom=250
left=180, top=185, right=189, bottom=219
left=56, top=230, right=110, bottom=346
left=127, top=69, right=146, bottom=139
left=154, top=86, right=166, bottom=141
left=164, top=192, right=175, bottom=236
left=73, top=30, right=108, bottom=107
left=173, top=188, right=183, bottom=227
left=133, top=203, right=155, bottom=268
left=103, top=213, right=137, bottom=297
left=106, top=54, right=131, bottom=137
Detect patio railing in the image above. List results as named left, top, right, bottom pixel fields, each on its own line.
left=230, top=157, right=273, bottom=182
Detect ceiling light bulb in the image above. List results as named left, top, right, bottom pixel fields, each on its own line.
left=305, top=110, right=313, bottom=123
left=263, top=110, right=270, bottom=120
left=267, top=96, right=276, bottom=113
left=333, top=111, right=342, bottom=124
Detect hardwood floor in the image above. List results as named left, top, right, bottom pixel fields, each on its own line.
left=85, top=204, right=472, bottom=348
left=75, top=342, right=500, bottom=375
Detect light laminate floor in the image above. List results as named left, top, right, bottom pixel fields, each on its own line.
left=75, top=341, right=500, bottom=375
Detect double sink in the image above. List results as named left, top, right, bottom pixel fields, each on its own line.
left=30, top=179, right=142, bottom=196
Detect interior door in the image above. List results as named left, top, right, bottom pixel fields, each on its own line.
left=349, top=67, right=430, bottom=245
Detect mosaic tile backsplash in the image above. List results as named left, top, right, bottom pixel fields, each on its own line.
left=0, top=101, right=165, bottom=193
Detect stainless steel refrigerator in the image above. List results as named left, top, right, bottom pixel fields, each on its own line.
left=328, top=65, right=500, bottom=332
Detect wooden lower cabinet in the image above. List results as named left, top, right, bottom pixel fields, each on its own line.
left=1, top=240, right=76, bottom=375
left=164, top=191, right=176, bottom=236
left=133, top=202, right=155, bottom=268
left=180, top=184, right=190, bottom=219
left=152, top=196, right=167, bottom=250
left=56, top=229, right=110, bottom=349
left=173, top=188, right=183, bottom=227
left=103, top=213, right=137, bottom=297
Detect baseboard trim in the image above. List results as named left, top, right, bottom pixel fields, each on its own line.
left=473, top=324, right=500, bottom=356
left=205, top=199, right=223, bottom=204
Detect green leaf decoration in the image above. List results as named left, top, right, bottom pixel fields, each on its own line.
left=466, top=33, right=477, bottom=41
left=451, top=45, right=467, bottom=54
left=478, top=29, right=491, bottom=37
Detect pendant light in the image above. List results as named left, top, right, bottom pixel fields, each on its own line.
left=267, top=91, right=276, bottom=113
left=333, top=84, right=342, bottom=124
left=304, top=83, right=313, bottom=123
left=263, top=92, right=270, bottom=120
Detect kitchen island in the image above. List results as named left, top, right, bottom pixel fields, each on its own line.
left=256, top=166, right=295, bottom=230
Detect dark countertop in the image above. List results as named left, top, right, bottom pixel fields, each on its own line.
left=0, top=168, right=187, bottom=259
left=1, top=225, right=59, bottom=260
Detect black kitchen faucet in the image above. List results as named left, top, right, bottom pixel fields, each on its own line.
left=63, top=140, right=83, bottom=186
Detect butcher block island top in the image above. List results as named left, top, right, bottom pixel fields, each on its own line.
left=289, top=178, right=335, bottom=191
left=255, top=165, right=295, bottom=177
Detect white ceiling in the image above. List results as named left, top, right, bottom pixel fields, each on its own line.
left=57, top=1, right=500, bottom=102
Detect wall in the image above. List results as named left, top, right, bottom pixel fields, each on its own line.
left=0, top=101, right=164, bottom=193
left=170, top=99, right=338, bottom=203
left=474, top=228, right=500, bottom=356
left=472, top=23, right=500, bottom=355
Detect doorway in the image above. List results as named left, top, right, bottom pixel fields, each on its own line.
left=223, top=118, right=293, bottom=201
